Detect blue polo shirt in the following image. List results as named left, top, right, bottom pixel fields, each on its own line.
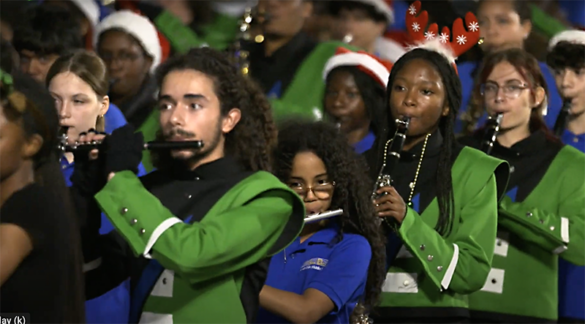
left=103, top=103, right=127, bottom=134
left=558, top=129, right=585, bottom=321
left=256, top=222, right=372, bottom=324
left=353, top=131, right=376, bottom=154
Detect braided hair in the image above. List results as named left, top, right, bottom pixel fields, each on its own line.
left=368, top=48, right=461, bottom=236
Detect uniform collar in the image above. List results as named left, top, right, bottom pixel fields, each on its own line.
left=167, top=156, right=245, bottom=181
left=493, top=130, right=548, bottom=157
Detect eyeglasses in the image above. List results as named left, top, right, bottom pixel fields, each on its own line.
left=480, top=83, right=530, bottom=99
left=288, top=180, right=336, bottom=200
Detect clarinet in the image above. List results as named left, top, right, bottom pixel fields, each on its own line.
left=57, top=128, right=204, bottom=153
left=553, top=99, right=572, bottom=138
left=481, top=113, right=503, bottom=155
left=371, top=117, right=411, bottom=200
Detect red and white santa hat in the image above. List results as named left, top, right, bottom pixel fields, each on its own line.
left=548, top=30, right=585, bottom=49
left=323, top=47, right=394, bottom=87
left=94, top=10, right=162, bottom=73
left=350, top=0, right=395, bottom=24
left=405, top=1, right=481, bottom=74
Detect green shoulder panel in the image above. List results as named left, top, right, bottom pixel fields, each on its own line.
left=453, top=147, right=510, bottom=203
left=203, top=170, right=306, bottom=256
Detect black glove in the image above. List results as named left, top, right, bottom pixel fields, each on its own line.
left=103, top=124, right=144, bottom=176
left=70, top=130, right=107, bottom=197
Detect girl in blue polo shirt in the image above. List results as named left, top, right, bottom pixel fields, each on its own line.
left=256, top=121, right=386, bottom=324
left=546, top=30, right=585, bottom=323
left=323, top=47, right=393, bottom=154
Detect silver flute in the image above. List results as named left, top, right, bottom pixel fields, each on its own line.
left=304, top=209, right=343, bottom=224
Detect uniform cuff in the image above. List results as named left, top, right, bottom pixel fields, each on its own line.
left=500, top=207, right=567, bottom=251
left=398, top=208, right=458, bottom=291
left=95, top=171, right=181, bottom=257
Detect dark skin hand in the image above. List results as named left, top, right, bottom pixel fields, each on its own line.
left=374, top=186, right=407, bottom=224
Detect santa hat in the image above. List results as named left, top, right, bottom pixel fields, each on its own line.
left=548, top=30, right=585, bottom=50
left=405, top=1, right=480, bottom=74
left=323, top=47, right=394, bottom=87
left=375, top=37, right=407, bottom=63
left=70, top=0, right=100, bottom=27
left=94, top=10, right=162, bottom=73
left=338, top=0, right=394, bottom=24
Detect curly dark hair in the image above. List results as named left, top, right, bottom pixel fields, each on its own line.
left=367, top=48, right=460, bottom=236
left=273, top=120, right=386, bottom=316
left=324, top=66, right=388, bottom=137
left=153, top=47, right=277, bottom=172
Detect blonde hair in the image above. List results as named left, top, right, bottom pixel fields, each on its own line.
left=46, top=50, right=109, bottom=132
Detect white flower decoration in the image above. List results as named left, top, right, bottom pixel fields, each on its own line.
left=439, top=33, right=449, bottom=43
left=408, top=5, right=417, bottom=15
left=412, top=22, right=421, bottom=32
left=468, top=21, right=479, bottom=32
left=424, top=31, right=435, bottom=40
left=456, top=35, right=467, bottom=45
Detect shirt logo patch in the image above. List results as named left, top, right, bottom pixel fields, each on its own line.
left=300, top=258, right=328, bottom=271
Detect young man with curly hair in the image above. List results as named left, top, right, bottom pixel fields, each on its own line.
left=546, top=29, right=585, bottom=324
left=70, top=47, right=305, bottom=323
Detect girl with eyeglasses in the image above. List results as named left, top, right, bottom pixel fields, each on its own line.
left=459, top=48, right=585, bottom=323
left=256, top=121, right=386, bottom=324
left=456, top=0, right=562, bottom=135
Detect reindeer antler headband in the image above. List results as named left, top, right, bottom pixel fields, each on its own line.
left=405, top=1, right=481, bottom=73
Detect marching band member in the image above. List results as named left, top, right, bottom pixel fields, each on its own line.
left=0, top=70, right=85, bottom=323
left=46, top=49, right=145, bottom=324
left=365, top=3, right=509, bottom=322
left=323, top=47, right=393, bottom=153
left=548, top=30, right=585, bottom=323
left=70, top=47, right=304, bottom=323
left=256, top=121, right=386, bottom=324
left=460, top=48, right=585, bottom=323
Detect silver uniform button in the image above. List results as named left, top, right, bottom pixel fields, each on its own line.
left=140, top=229, right=146, bottom=235
left=420, top=244, right=425, bottom=251
left=437, top=266, right=443, bottom=272
left=526, top=212, right=532, bottom=217
left=130, top=219, right=138, bottom=225
left=550, top=226, right=555, bottom=231
left=427, top=255, right=433, bottom=261
left=121, top=207, right=129, bottom=214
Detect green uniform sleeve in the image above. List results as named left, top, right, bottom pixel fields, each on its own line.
left=498, top=189, right=585, bottom=266
left=95, top=171, right=303, bottom=283
left=398, top=174, right=498, bottom=294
